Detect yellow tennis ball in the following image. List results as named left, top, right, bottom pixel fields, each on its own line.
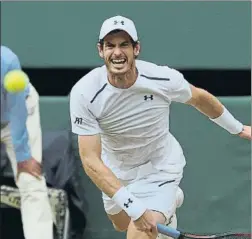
left=4, top=70, right=29, bottom=93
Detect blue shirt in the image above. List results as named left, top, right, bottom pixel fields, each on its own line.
left=1, top=45, right=31, bottom=162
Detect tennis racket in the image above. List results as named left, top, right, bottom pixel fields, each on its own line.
left=157, top=224, right=251, bottom=239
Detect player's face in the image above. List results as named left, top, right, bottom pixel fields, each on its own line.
left=97, top=31, right=140, bottom=75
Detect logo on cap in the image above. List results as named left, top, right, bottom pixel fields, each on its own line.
left=114, top=20, right=125, bottom=25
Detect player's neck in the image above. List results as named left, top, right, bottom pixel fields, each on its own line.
left=108, top=66, right=138, bottom=89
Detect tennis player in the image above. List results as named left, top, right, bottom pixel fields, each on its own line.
left=1, top=45, right=54, bottom=239
left=69, top=16, right=251, bottom=239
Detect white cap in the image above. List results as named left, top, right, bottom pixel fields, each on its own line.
left=99, top=15, right=138, bottom=42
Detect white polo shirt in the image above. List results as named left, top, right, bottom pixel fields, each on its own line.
left=70, top=60, right=192, bottom=180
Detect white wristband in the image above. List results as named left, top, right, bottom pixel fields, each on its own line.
left=210, top=107, right=243, bottom=134
left=112, top=187, right=147, bottom=221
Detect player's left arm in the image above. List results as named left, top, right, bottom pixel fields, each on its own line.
left=185, top=84, right=251, bottom=140
left=166, top=67, right=251, bottom=140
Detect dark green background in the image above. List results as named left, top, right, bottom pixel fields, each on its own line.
left=1, top=1, right=251, bottom=68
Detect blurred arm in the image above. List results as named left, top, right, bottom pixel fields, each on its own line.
left=7, top=56, right=31, bottom=162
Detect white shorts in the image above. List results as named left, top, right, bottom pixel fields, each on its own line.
left=102, top=162, right=183, bottom=222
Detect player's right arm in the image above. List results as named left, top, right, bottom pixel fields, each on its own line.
left=78, top=134, right=157, bottom=232
left=78, top=133, right=121, bottom=198
left=69, top=85, right=147, bottom=222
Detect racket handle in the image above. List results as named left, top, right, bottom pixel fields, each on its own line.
left=157, top=224, right=181, bottom=239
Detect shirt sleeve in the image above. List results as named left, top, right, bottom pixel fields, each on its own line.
left=70, top=86, right=101, bottom=135
left=166, top=67, right=192, bottom=103
left=7, top=55, right=31, bottom=162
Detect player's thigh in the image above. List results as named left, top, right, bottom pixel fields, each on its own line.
left=102, top=192, right=130, bottom=231
left=127, top=210, right=165, bottom=239
left=26, top=84, right=42, bottom=163
left=129, top=171, right=182, bottom=224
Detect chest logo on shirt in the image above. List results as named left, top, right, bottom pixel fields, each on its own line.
left=144, top=95, right=154, bottom=101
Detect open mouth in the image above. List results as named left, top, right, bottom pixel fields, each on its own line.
left=111, top=59, right=127, bottom=65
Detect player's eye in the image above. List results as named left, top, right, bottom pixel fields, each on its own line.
left=105, top=43, right=114, bottom=49
left=120, top=42, right=130, bottom=47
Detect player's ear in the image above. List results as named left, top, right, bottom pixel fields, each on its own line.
left=97, top=43, right=104, bottom=59
left=133, top=41, right=141, bottom=58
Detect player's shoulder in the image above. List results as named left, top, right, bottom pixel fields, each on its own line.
left=136, top=60, right=183, bottom=80
left=70, top=65, right=107, bottom=102
left=1, top=45, right=19, bottom=64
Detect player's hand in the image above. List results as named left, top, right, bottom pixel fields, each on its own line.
left=238, top=125, right=251, bottom=140
left=17, top=158, right=42, bottom=181
left=133, top=209, right=158, bottom=235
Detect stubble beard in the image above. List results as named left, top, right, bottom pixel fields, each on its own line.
left=108, top=61, right=137, bottom=89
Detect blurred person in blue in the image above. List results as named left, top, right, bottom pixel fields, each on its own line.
left=1, top=45, right=54, bottom=239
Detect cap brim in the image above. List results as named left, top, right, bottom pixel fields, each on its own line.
left=99, top=27, right=136, bottom=41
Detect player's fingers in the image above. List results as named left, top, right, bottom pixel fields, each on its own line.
left=135, top=222, right=149, bottom=232
left=240, top=133, right=251, bottom=140
left=147, top=226, right=157, bottom=238
left=151, top=225, right=158, bottom=235
left=144, top=223, right=155, bottom=233
left=135, top=225, right=146, bottom=232
left=247, top=132, right=252, bottom=140
left=246, top=135, right=252, bottom=140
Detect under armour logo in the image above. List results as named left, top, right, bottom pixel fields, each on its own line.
left=144, top=95, right=154, bottom=101
left=114, top=20, right=124, bottom=25
left=124, top=198, right=133, bottom=208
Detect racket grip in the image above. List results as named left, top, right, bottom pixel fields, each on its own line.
left=157, top=224, right=181, bottom=239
